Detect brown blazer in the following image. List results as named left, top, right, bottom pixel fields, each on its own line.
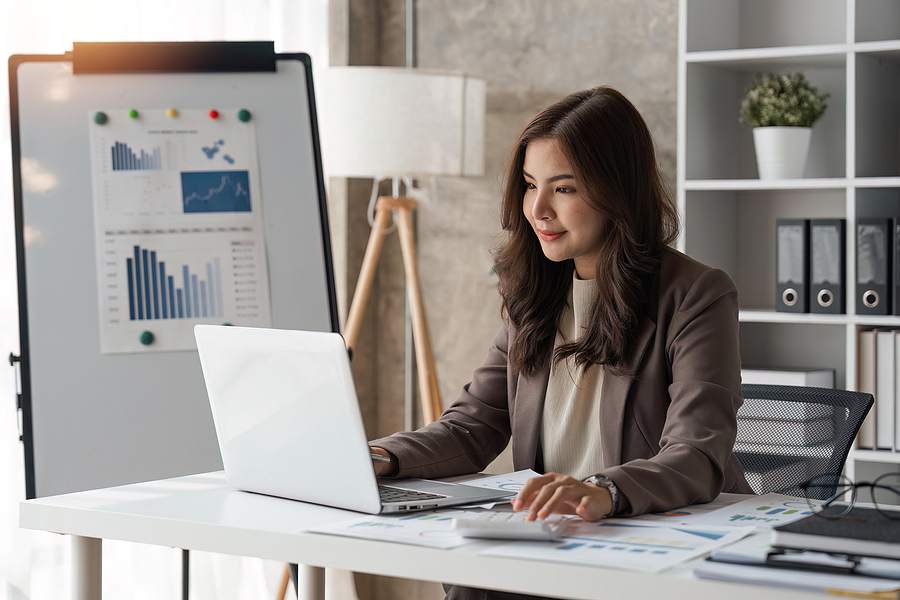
left=371, top=248, right=752, bottom=515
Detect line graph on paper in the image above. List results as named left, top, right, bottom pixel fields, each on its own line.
left=181, top=171, right=251, bottom=213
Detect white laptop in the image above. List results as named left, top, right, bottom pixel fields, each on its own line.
left=194, top=324, right=515, bottom=514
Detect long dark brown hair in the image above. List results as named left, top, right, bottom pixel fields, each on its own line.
left=494, top=86, right=679, bottom=376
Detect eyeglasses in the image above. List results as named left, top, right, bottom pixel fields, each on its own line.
left=800, top=472, right=900, bottom=520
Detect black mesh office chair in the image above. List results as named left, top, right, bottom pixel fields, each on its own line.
left=735, top=384, right=873, bottom=499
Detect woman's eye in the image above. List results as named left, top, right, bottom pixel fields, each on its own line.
left=557, top=186, right=575, bottom=194
left=524, top=182, right=536, bottom=190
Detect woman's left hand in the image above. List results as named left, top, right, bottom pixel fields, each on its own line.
left=512, top=472, right=612, bottom=522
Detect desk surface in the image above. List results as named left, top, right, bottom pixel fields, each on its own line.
left=20, top=471, right=832, bottom=600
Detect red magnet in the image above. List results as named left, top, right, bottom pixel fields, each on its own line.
left=208, top=109, right=219, bottom=119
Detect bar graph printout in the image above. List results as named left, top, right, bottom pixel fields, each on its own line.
left=88, top=108, right=271, bottom=353
left=481, top=521, right=753, bottom=574
left=662, top=493, right=822, bottom=530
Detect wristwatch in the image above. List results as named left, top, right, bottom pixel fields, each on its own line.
left=582, top=474, right=620, bottom=517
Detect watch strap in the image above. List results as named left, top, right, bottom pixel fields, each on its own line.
left=583, top=474, right=619, bottom=516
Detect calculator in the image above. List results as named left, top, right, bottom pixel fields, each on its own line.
left=451, top=511, right=570, bottom=541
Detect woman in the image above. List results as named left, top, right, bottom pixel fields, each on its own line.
left=370, top=87, right=752, bottom=595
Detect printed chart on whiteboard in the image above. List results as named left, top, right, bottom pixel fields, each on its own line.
left=88, top=107, right=272, bottom=353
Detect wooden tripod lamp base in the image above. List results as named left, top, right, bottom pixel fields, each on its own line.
left=342, top=195, right=443, bottom=425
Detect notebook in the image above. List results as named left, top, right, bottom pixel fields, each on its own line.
left=193, top=324, right=515, bottom=514
left=771, top=506, right=900, bottom=560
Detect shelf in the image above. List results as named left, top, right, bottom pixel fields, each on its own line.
left=681, top=0, right=900, bottom=468
left=739, top=310, right=851, bottom=325
left=739, top=310, right=900, bottom=327
left=855, top=178, right=900, bottom=189
left=686, top=41, right=900, bottom=69
left=685, top=45, right=848, bottom=70
left=849, top=449, right=900, bottom=463
left=685, top=178, right=848, bottom=191
left=848, top=315, right=900, bottom=327
left=683, top=178, right=900, bottom=191
left=854, top=40, right=900, bottom=59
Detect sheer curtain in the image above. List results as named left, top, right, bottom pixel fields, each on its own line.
left=0, top=1, right=329, bottom=598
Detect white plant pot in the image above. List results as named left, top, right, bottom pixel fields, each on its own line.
left=752, top=126, right=812, bottom=179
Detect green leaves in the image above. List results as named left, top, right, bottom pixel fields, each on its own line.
left=740, top=72, right=830, bottom=128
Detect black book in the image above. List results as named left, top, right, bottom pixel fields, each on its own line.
left=772, top=506, right=900, bottom=560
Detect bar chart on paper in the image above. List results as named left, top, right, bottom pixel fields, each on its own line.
left=98, top=226, right=271, bottom=352
left=126, top=244, right=224, bottom=321
left=481, top=522, right=752, bottom=574
left=111, top=141, right=162, bottom=171
left=672, top=493, right=823, bottom=530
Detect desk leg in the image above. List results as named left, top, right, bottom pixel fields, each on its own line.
left=72, top=536, right=102, bottom=600
left=295, top=565, right=325, bottom=600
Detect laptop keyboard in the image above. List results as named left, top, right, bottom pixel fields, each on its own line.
left=378, top=485, right=447, bottom=503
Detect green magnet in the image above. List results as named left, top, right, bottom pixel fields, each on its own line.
left=139, top=331, right=155, bottom=345
left=128, top=109, right=139, bottom=119
left=93, top=111, right=108, bottom=125
left=237, top=109, right=251, bottom=122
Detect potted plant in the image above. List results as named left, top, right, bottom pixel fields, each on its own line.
left=740, top=72, right=830, bottom=179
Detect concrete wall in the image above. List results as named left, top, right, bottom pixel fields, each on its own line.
left=371, top=0, right=679, bottom=439
left=420, top=0, right=667, bottom=418
left=329, top=2, right=678, bottom=598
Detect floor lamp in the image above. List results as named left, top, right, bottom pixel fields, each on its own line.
left=319, top=66, right=486, bottom=424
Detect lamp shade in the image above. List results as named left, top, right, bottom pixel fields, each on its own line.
left=318, top=66, right=485, bottom=178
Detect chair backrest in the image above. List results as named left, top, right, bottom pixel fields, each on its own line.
left=735, top=384, right=873, bottom=499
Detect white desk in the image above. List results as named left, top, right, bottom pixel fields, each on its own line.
left=20, top=471, right=831, bottom=600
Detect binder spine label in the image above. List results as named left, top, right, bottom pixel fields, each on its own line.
left=810, top=219, right=846, bottom=314
left=856, top=218, right=893, bottom=316
left=776, top=219, right=810, bottom=313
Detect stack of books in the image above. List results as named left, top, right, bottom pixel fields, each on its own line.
left=740, top=367, right=835, bottom=388
left=772, top=506, right=900, bottom=561
left=858, top=329, right=900, bottom=451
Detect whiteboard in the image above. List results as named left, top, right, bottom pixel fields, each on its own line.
left=10, top=47, right=338, bottom=498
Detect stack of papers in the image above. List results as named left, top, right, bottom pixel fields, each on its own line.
left=695, top=534, right=900, bottom=596
left=308, top=473, right=811, bottom=573
left=309, top=471, right=900, bottom=595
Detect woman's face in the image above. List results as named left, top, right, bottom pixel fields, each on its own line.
left=522, top=138, right=604, bottom=280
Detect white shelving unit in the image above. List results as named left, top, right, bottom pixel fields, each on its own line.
left=677, top=0, right=900, bottom=480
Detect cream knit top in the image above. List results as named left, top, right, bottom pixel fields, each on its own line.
left=541, top=274, right=605, bottom=480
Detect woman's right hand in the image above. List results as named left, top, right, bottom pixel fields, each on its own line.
left=513, top=472, right=614, bottom=522
left=370, top=447, right=398, bottom=477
